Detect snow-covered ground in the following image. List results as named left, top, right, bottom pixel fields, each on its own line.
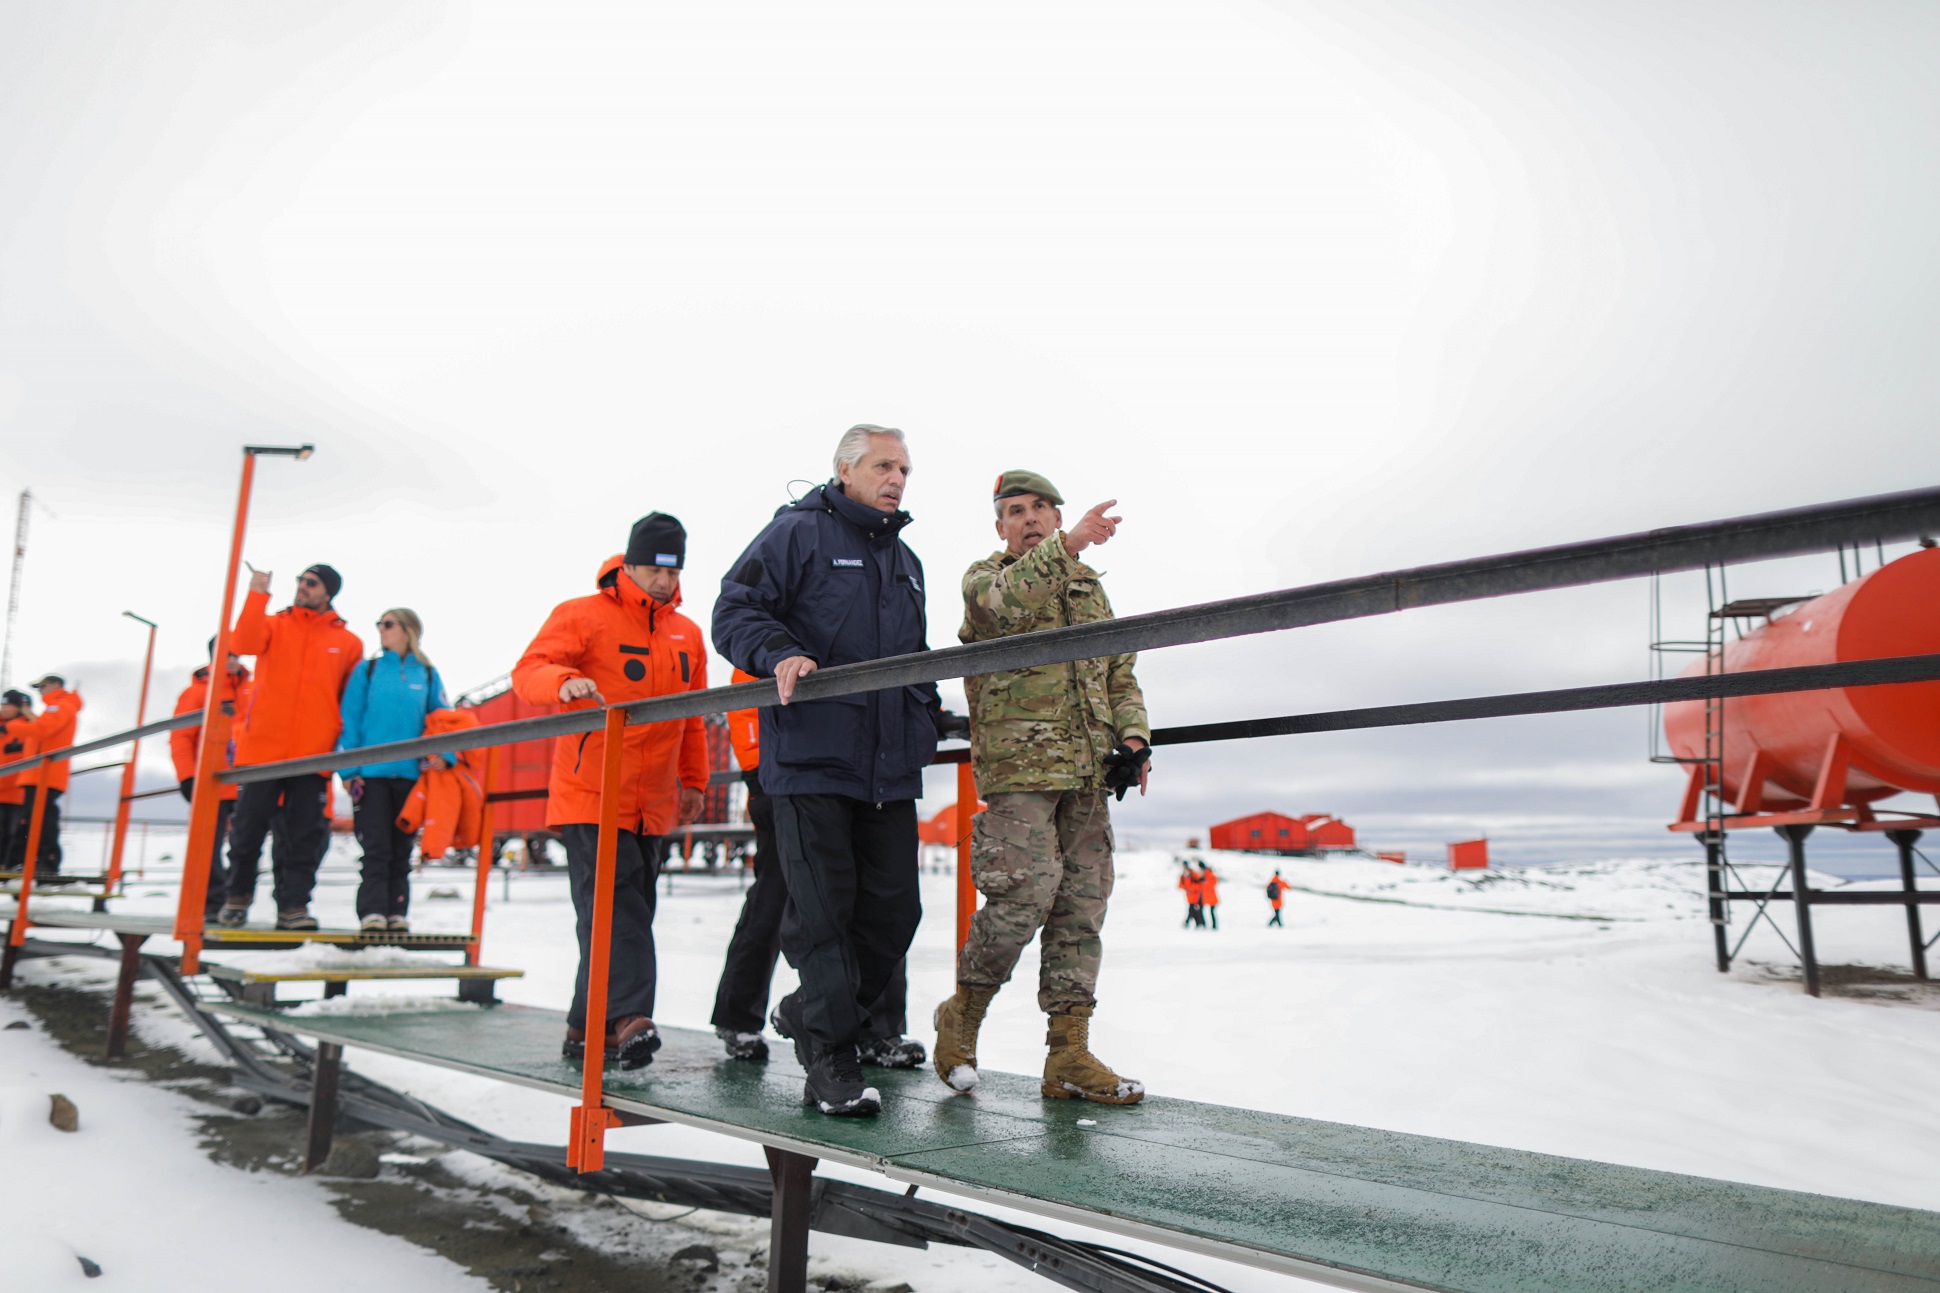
left=7, top=838, right=1940, bottom=1292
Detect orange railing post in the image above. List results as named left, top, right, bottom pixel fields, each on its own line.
left=4, top=763, right=54, bottom=966
left=955, top=760, right=979, bottom=953
left=175, top=450, right=258, bottom=972
left=566, top=705, right=626, bottom=1173
left=467, top=747, right=500, bottom=967
left=105, top=615, right=158, bottom=894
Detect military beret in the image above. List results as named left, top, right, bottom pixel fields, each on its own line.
left=992, top=470, right=1063, bottom=507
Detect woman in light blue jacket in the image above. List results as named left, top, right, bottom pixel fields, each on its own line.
left=338, top=608, right=448, bottom=932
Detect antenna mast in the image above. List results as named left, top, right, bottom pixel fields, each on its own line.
left=2, top=488, right=28, bottom=691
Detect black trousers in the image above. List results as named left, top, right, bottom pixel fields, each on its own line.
left=8, top=787, right=63, bottom=873
left=352, top=777, right=417, bottom=919
left=561, top=823, right=662, bottom=1030
left=1268, top=908, right=1283, bottom=927
left=711, top=781, right=909, bottom=1040
left=201, top=799, right=235, bottom=917
left=771, top=793, right=920, bottom=1052
left=0, top=801, right=18, bottom=870
left=226, top=774, right=330, bottom=912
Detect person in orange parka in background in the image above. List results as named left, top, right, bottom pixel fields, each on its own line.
left=396, top=707, right=486, bottom=864
left=1177, top=859, right=1203, bottom=929
left=221, top=563, right=363, bottom=931
left=1196, top=860, right=1221, bottom=931
left=0, top=689, right=40, bottom=874
left=1266, top=868, right=1289, bottom=928
left=510, top=513, right=710, bottom=1071
left=11, top=674, right=84, bottom=879
left=170, top=640, right=252, bottom=923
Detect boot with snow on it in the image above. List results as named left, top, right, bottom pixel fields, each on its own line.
left=931, top=985, right=996, bottom=1093
left=1042, top=1009, right=1144, bottom=1105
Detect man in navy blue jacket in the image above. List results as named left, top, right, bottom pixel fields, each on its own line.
left=713, top=424, right=940, bottom=1117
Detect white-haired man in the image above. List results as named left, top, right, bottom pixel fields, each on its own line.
left=712, top=424, right=945, bottom=1118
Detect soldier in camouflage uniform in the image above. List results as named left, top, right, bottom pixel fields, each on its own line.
left=932, top=470, right=1152, bottom=1105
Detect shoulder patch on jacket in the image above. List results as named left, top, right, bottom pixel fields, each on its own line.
left=732, top=558, right=764, bottom=587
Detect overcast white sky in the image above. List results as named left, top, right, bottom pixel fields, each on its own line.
left=3, top=0, right=1936, bottom=866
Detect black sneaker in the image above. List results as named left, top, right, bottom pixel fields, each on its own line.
left=802, top=1045, right=880, bottom=1117
left=858, top=1035, right=927, bottom=1069
left=715, top=1026, right=769, bottom=1062
left=770, top=992, right=815, bottom=1069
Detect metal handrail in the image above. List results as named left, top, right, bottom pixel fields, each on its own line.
left=221, top=483, right=1940, bottom=784
left=4, top=483, right=1937, bottom=787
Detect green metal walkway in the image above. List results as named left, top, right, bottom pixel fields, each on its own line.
left=204, top=1000, right=1940, bottom=1293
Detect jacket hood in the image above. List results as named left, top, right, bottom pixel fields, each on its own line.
left=594, top=553, right=685, bottom=612
left=791, top=482, right=912, bottom=540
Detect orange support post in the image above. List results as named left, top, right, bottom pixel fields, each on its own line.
left=105, top=614, right=158, bottom=894
left=567, top=705, right=627, bottom=1173
left=467, top=746, right=501, bottom=967
left=955, top=760, right=979, bottom=953
left=176, top=450, right=259, bottom=973
left=5, top=764, right=54, bottom=953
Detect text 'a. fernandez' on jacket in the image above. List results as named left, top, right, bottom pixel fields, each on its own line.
left=510, top=555, right=710, bottom=834
left=711, top=481, right=938, bottom=802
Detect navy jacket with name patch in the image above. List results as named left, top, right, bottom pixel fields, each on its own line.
left=711, top=482, right=939, bottom=801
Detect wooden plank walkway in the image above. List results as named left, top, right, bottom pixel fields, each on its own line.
left=203, top=1000, right=1940, bottom=1293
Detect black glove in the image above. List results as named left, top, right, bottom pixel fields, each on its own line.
left=179, top=777, right=195, bottom=803
left=933, top=708, right=971, bottom=741
left=1101, top=742, right=1150, bottom=801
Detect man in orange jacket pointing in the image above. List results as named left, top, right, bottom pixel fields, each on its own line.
left=222, top=563, right=363, bottom=930
left=511, top=513, right=710, bottom=1070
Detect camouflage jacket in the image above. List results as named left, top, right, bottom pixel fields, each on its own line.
left=960, top=535, right=1149, bottom=794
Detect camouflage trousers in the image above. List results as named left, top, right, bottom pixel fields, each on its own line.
left=956, top=788, right=1114, bottom=1015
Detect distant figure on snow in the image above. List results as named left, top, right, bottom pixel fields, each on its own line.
left=1266, top=869, right=1288, bottom=927
left=1197, top=860, right=1220, bottom=931
left=1178, top=858, right=1204, bottom=929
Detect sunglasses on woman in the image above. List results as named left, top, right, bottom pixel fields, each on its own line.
left=376, top=619, right=398, bottom=629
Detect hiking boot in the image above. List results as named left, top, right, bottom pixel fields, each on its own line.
left=802, top=1045, right=880, bottom=1117
left=932, top=985, right=996, bottom=1092
left=715, top=1026, right=769, bottom=1062
left=858, top=1035, right=927, bottom=1069
left=216, top=903, right=249, bottom=929
left=387, top=915, right=410, bottom=933
left=562, top=1023, right=613, bottom=1061
left=274, top=908, right=319, bottom=931
left=1042, top=1009, right=1143, bottom=1105
left=359, top=914, right=388, bottom=933
left=770, top=991, right=815, bottom=1069
left=613, top=1015, right=662, bottom=1070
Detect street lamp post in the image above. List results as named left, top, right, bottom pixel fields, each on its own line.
left=174, top=444, right=313, bottom=972
left=103, top=611, right=158, bottom=898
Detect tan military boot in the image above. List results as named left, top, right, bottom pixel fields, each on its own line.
left=1042, top=1008, right=1144, bottom=1105
left=932, top=985, right=997, bottom=1092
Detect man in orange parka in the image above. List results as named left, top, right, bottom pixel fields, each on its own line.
left=171, top=640, right=251, bottom=923
left=13, top=674, right=84, bottom=878
left=222, top=563, right=362, bottom=930
left=0, top=689, right=39, bottom=873
left=511, top=513, right=710, bottom=1069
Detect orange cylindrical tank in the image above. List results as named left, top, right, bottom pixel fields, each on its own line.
left=1664, top=547, right=1940, bottom=810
